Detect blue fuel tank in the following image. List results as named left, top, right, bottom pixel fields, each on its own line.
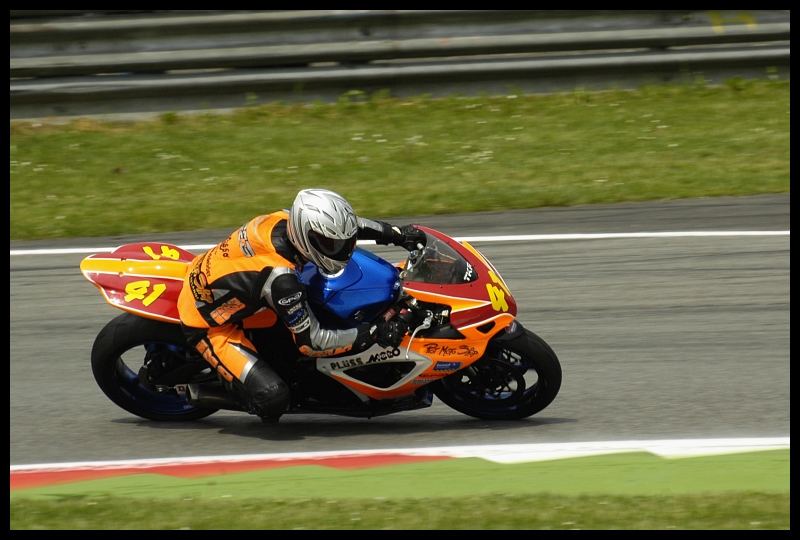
left=298, top=247, right=401, bottom=328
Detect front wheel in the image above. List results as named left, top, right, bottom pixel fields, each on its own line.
left=91, top=312, right=219, bottom=421
left=432, top=327, right=562, bottom=420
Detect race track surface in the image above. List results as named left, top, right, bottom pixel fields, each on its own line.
left=10, top=194, right=789, bottom=466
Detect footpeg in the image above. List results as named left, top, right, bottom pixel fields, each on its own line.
left=186, top=383, right=246, bottom=411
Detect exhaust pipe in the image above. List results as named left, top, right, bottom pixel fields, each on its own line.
left=186, top=383, right=246, bottom=412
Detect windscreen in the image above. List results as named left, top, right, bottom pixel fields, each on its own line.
left=400, top=233, right=478, bottom=285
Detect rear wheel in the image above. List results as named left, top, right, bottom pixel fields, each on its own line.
left=432, top=327, right=561, bottom=420
left=91, top=312, right=219, bottom=421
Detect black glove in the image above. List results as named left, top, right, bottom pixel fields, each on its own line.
left=392, top=224, right=426, bottom=252
left=371, top=320, right=408, bottom=348
left=353, top=320, right=408, bottom=350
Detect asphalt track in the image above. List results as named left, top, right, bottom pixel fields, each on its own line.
left=10, top=194, right=790, bottom=471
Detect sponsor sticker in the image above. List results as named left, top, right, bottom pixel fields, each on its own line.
left=238, top=225, right=255, bottom=257
left=284, top=309, right=306, bottom=326
left=463, top=263, right=474, bottom=281
left=329, top=357, right=364, bottom=370
left=278, top=292, right=302, bottom=306
left=366, top=348, right=401, bottom=363
left=288, top=317, right=311, bottom=334
left=433, top=361, right=462, bottom=372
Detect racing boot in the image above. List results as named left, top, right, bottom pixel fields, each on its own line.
left=242, top=360, right=290, bottom=423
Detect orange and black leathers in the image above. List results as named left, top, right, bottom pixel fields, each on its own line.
left=177, top=210, right=397, bottom=411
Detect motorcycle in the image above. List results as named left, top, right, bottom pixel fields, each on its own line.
left=80, top=226, right=561, bottom=422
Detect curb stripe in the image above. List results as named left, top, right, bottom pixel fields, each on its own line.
left=10, top=438, right=789, bottom=491
left=10, top=454, right=451, bottom=491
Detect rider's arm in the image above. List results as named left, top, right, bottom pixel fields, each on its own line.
left=261, top=268, right=375, bottom=357
left=356, top=217, right=396, bottom=243
left=357, top=217, right=426, bottom=250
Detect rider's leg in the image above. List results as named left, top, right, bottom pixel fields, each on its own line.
left=189, top=323, right=290, bottom=421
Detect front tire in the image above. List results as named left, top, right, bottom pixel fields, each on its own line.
left=432, top=327, right=562, bottom=420
left=91, top=312, right=219, bottom=421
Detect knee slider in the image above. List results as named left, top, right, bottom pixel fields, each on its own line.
left=243, top=361, right=290, bottom=418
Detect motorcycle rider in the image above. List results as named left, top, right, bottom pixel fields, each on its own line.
left=177, top=188, right=426, bottom=423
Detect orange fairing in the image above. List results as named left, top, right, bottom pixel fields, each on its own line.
left=80, top=243, right=196, bottom=323
left=318, top=228, right=519, bottom=400
left=319, top=312, right=513, bottom=400
left=402, top=227, right=517, bottom=328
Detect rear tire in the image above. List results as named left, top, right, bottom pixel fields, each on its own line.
left=432, top=327, right=562, bottom=420
left=91, top=312, right=219, bottom=421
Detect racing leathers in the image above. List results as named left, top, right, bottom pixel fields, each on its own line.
left=176, top=210, right=421, bottom=420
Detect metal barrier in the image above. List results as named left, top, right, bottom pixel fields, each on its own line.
left=10, top=10, right=790, bottom=120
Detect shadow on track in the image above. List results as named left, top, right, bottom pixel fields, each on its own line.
left=111, top=414, right=577, bottom=442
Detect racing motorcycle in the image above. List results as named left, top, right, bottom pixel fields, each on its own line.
left=80, top=226, right=561, bottom=422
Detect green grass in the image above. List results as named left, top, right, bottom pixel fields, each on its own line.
left=9, top=79, right=790, bottom=242
left=10, top=450, right=790, bottom=529
left=9, top=492, right=790, bottom=530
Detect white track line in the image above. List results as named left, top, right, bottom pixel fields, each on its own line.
left=8, top=231, right=791, bottom=256
left=10, top=437, right=789, bottom=473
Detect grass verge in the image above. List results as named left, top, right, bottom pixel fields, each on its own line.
left=11, top=450, right=790, bottom=529
left=10, top=492, right=790, bottom=530
left=10, top=79, right=789, bottom=242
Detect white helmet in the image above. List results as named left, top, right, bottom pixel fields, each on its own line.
left=286, top=189, right=358, bottom=274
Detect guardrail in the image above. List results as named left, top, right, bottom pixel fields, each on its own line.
left=10, top=10, right=790, bottom=120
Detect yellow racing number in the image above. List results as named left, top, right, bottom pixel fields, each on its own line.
left=124, top=280, right=167, bottom=306
left=486, top=270, right=512, bottom=312
left=486, top=283, right=508, bottom=312
left=142, top=245, right=180, bottom=260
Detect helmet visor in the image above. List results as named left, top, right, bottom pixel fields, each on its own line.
left=307, top=230, right=357, bottom=262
